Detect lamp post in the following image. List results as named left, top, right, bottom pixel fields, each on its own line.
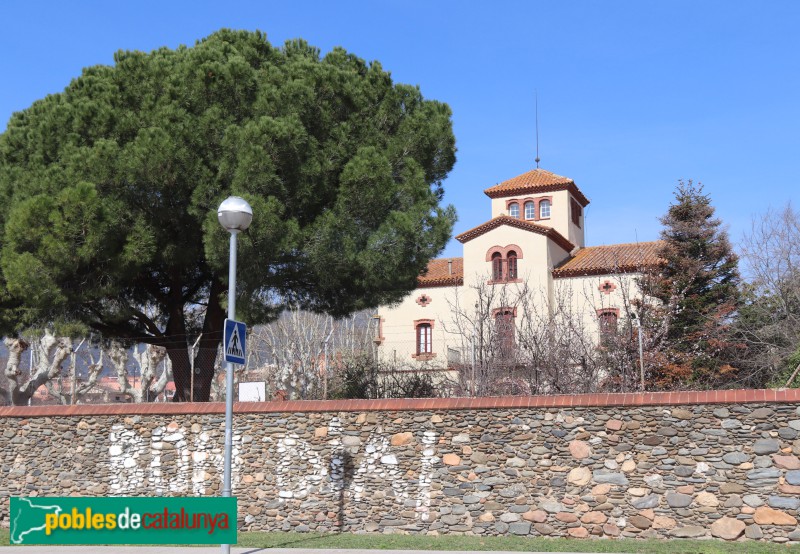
left=631, top=312, right=645, bottom=391
left=217, top=196, right=252, bottom=554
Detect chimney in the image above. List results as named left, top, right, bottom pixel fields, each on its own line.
left=448, top=259, right=453, bottom=275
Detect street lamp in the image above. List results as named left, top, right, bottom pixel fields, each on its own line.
left=631, top=312, right=645, bottom=391
left=217, top=196, right=252, bottom=554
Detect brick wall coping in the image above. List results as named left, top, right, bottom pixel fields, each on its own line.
left=1, top=388, right=798, bottom=418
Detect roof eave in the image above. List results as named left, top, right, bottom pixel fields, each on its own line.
left=416, top=278, right=464, bottom=288
left=455, top=216, right=575, bottom=252
left=552, top=265, right=660, bottom=279
left=484, top=182, right=590, bottom=207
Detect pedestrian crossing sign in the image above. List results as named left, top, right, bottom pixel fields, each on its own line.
left=224, top=318, right=246, bottom=365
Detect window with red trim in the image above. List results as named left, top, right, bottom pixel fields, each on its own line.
left=416, top=323, right=432, bottom=354
left=524, top=201, right=535, bottom=220
left=495, top=308, right=515, bottom=352
left=508, top=202, right=519, bottom=218
left=507, top=251, right=518, bottom=280
left=492, top=252, right=503, bottom=281
left=539, top=199, right=551, bottom=218
left=598, top=309, right=618, bottom=339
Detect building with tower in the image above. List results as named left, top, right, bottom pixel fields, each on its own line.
left=374, top=167, right=662, bottom=375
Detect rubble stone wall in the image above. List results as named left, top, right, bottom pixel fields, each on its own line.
left=3, top=390, right=800, bottom=543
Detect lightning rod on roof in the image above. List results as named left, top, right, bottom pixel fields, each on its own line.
left=535, top=90, right=541, bottom=168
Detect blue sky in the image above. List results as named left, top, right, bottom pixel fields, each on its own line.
left=2, top=0, right=798, bottom=261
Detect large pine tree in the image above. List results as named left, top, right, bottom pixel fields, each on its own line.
left=645, top=180, right=741, bottom=387
left=0, top=30, right=457, bottom=401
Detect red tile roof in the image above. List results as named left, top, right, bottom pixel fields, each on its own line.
left=418, top=257, right=464, bottom=288
left=484, top=168, right=590, bottom=206
left=455, top=215, right=575, bottom=253
left=553, top=241, right=664, bottom=277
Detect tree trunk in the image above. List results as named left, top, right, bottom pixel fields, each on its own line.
left=193, top=277, right=227, bottom=401
left=170, top=277, right=226, bottom=402
left=4, top=333, right=71, bottom=406
left=168, top=346, right=193, bottom=401
left=164, top=278, right=191, bottom=401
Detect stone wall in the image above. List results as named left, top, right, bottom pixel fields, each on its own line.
left=3, top=389, right=800, bottom=543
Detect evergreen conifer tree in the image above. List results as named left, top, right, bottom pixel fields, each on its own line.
left=0, top=30, right=457, bottom=401
left=644, top=180, right=741, bottom=387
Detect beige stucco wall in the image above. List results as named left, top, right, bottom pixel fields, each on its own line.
left=377, top=222, right=580, bottom=370
left=462, top=225, right=554, bottom=291
left=376, top=284, right=463, bottom=368
left=377, top=267, right=646, bottom=372
left=552, top=272, right=646, bottom=342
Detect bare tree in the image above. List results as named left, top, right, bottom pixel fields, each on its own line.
left=108, top=342, right=172, bottom=402
left=737, top=203, right=800, bottom=386
left=0, top=353, right=9, bottom=405
left=248, top=307, right=376, bottom=400
left=44, top=340, right=104, bottom=405
left=209, top=346, right=250, bottom=402
left=444, top=275, right=606, bottom=396
left=3, top=331, right=71, bottom=405
left=444, top=261, right=668, bottom=396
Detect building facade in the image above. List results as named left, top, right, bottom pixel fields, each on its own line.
left=375, top=168, right=661, bottom=375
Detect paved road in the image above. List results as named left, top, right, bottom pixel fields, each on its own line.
left=0, top=546, right=608, bottom=554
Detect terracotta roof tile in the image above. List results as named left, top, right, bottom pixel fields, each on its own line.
left=418, top=257, right=463, bottom=287
left=455, top=215, right=575, bottom=253
left=484, top=168, right=590, bottom=206
left=553, top=241, right=664, bottom=277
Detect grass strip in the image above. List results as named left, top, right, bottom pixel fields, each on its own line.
left=3, top=527, right=800, bottom=552
left=235, top=531, right=800, bottom=553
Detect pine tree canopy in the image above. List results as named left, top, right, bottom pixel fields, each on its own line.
left=0, top=29, right=458, bottom=400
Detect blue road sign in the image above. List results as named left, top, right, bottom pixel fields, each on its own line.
left=223, top=319, right=246, bottom=365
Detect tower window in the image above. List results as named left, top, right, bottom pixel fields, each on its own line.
left=571, top=198, right=582, bottom=227
left=508, top=202, right=519, bottom=218
left=524, top=201, right=535, bottom=220
left=539, top=199, right=551, bottom=219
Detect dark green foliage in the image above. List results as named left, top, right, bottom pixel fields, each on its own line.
left=0, top=30, right=457, bottom=400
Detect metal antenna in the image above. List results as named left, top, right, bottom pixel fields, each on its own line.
left=535, top=90, right=541, bottom=168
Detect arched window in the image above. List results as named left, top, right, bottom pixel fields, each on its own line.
left=507, top=250, right=518, bottom=280
left=539, top=199, right=551, bottom=219
left=416, top=323, right=432, bottom=354
left=492, top=252, right=503, bottom=281
left=597, top=309, right=619, bottom=344
left=524, top=201, right=535, bottom=220
left=508, top=202, right=520, bottom=218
